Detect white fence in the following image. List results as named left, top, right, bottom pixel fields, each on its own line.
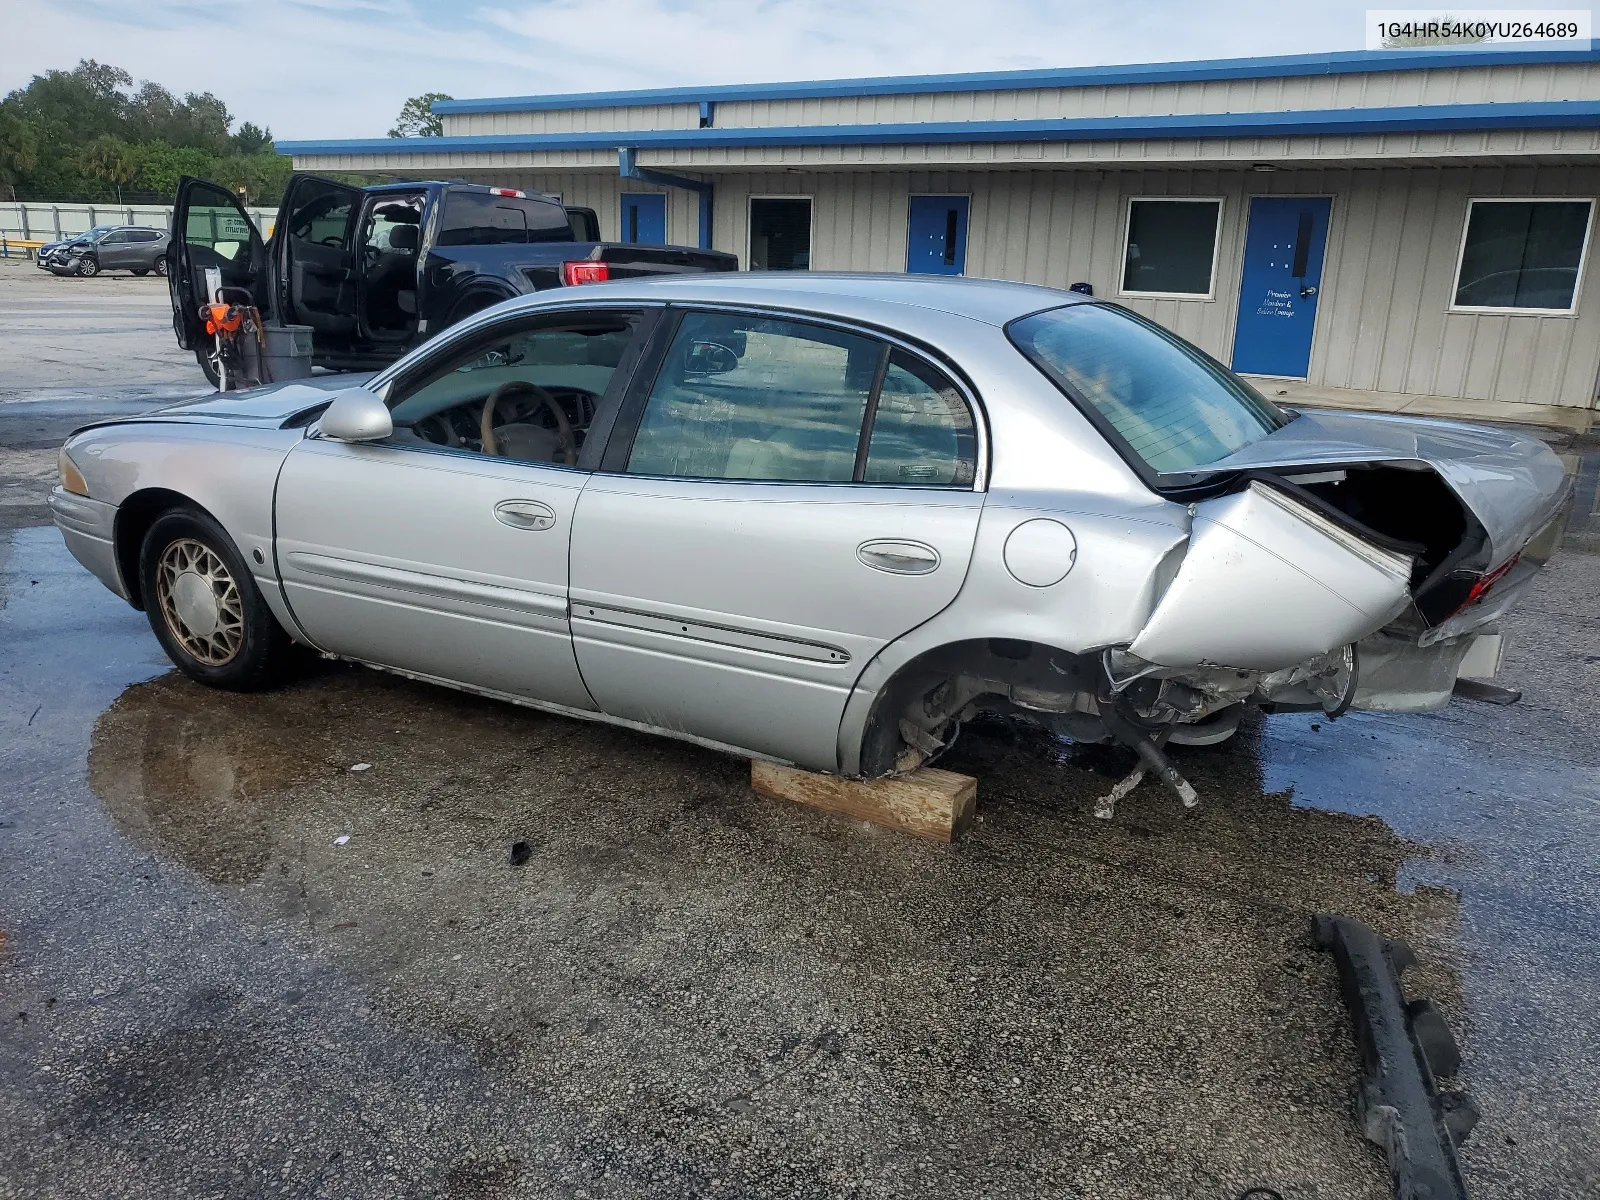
left=0, top=201, right=277, bottom=247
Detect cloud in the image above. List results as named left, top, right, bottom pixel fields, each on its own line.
left=0, top=0, right=1566, bottom=139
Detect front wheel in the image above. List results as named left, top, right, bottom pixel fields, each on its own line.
left=76, top=256, right=99, bottom=277
left=139, top=508, right=292, bottom=691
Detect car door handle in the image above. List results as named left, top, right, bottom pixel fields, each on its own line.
left=493, top=499, right=557, bottom=531
left=857, top=539, right=941, bottom=575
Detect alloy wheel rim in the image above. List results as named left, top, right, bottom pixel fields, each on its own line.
left=156, top=538, right=244, bottom=665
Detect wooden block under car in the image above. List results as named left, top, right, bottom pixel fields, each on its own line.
left=750, top=760, right=977, bottom=842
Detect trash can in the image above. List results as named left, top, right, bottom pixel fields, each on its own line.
left=261, top=324, right=313, bottom=382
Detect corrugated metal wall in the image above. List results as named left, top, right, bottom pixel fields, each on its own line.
left=439, top=61, right=1600, bottom=137
left=406, top=163, right=1599, bottom=410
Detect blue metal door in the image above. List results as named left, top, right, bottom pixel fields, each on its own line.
left=907, top=195, right=968, bottom=275
left=620, top=193, right=667, bottom=244
left=1231, top=196, right=1331, bottom=378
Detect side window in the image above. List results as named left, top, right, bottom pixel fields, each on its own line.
left=862, top=352, right=977, bottom=486
left=133, top=230, right=161, bottom=242
left=183, top=183, right=255, bottom=265
left=437, top=192, right=572, bottom=247
left=626, top=312, right=880, bottom=482
left=286, top=183, right=354, bottom=247
left=386, top=313, right=642, bottom=466
left=102, top=230, right=130, bottom=244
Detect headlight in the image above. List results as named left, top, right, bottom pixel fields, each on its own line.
left=58, top=449, right=89, bottom=497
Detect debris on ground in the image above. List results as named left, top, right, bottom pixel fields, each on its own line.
left=508, top=841, right=532, bottom=866
left=1313, top=914, right=1477, bottom=1200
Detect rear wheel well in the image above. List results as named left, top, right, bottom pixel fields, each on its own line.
left=857, top=638, right=1106, bottom=777
left=445, top=286, right=516, bottom=330
left=115, top=489, right=206, bottom=610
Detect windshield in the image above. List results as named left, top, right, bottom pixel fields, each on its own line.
left=1008, top=303, right=1287, bottom=475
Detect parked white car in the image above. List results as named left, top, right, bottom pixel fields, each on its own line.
left=51, top=274, right=1569, bottom=803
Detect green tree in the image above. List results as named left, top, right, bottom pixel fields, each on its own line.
left=132, top=141, right=221, bottom=199
left=79, top=135, right=138, bottom=203
left=388, top=93, right=452, bottom=137
left=215, top=152, right=292, bottom=204
left=1, top=60, right=289, bottom=204
left=232, top=121, right=273, bottom=156
left=9, top=60, right=130, bottom=142
left=0, top=104, right=39, bottom=200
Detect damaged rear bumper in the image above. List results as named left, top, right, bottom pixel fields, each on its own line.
left=1313, top=914, right=1478, bottom=1200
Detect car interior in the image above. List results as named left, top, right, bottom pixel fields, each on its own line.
left=359, top=194, right=426, bottom=341
left=387, top=317, right=636, bottom=465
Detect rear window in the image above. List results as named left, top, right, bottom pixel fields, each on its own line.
left=438, top=191, right=572, bottom=247
left=1008, top=303, right=1286, bottom=476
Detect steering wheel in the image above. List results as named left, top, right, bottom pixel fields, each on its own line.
left=480, top=380, right=577, bottom=464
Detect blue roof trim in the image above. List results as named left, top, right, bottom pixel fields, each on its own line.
left=280, top=100, right=1600, bottom=157
left=429, top=47, right=1600, bottom=114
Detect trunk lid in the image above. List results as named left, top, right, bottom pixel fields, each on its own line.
left=1203, top=407, right=1571, bottom=567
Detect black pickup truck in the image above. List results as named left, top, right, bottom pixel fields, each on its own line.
left=170, top=173, right=736, bottom=384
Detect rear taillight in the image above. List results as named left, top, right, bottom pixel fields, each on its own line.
left=1456, top=553, right=1520, bottom=614
left=561, top=261, right=610, bottom=286
left=489, top=187, right=525, bottom=198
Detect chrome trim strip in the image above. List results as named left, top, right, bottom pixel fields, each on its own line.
left=285, top=551, right=567, bottom=618
left=572, top=602, right=851, bottom=664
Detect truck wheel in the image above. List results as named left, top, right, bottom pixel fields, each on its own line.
left=195, top=347, right=223, bottom=390
left=139, top=507, right=292, bottom=691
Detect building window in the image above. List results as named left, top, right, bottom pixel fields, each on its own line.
left=1120, top=198, right=1223, bottom=299
left=1452, top=199, right=1593, bottom=313
left=749, top=197, right=811, bottom=271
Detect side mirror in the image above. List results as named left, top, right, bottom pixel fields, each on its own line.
left=318, top=388, right=393, bottom=443
left=684, top=340, right=740, bottom=376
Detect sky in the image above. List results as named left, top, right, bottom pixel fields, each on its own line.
left=0, top=0, right=1581, bottom=140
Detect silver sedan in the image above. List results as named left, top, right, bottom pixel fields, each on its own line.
left=51, top=274, right=1570, bottom=807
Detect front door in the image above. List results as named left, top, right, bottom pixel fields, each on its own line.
left=619, top=193, right=667, bottom=244
left=275, top=174, right=363, bottom=349
left=1231, top=196, right=1331, bottom=378
left=170, top=176, right=267, bottom=351
left=569, top=308, right=984, bottom=769
left=97, top=229, right=134, bottom=269
left=273, top=307, right=654, bottom=710
left=907, top=195, right=968, bottom=276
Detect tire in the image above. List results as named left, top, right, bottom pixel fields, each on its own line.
left=132, top=268, right=150, bottom=276
left=195, top=346, right=222, bottom=389
left=76, top=256, right=99, bottom=277
left=154, top=257, right=169, bottom=277
left=139, top=507, right=291, bottom=691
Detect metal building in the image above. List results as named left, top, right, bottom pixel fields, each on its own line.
left=278, top=47, right=1600, bottom=414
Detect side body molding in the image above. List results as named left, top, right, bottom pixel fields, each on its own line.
left=1129, top=482, right=1414, bottom=672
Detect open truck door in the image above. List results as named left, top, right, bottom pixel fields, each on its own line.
left=169, top=176, right=269, bottom=358
left=273, top=173, right=364, bottom=352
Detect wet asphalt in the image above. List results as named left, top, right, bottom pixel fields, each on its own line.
left=2, top=262, right=1599, bottom=1200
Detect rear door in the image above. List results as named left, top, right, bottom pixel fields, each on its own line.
left=275, top=173, right=364, bottom=347
left=569, top=307, right=986, bottom=769
left=170, top=177, right=267, bottom=351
